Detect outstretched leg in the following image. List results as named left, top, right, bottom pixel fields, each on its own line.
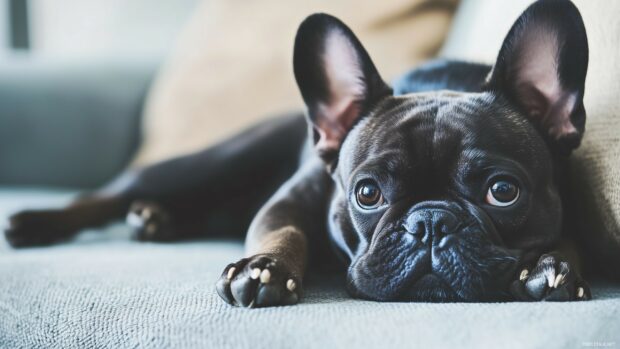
left=6, top=194, right=128, bottom=247
left=216, top=156, right=332, bottom=307
left=4, top=113, right=307, bottom=247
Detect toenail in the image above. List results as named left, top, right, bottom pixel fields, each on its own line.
left=250, top=268, right=261, bottom=279
left=286, top=279, right=296, bottom=291
left=260, top=269, right=271, bottom=284
left=126, top=212, right=143, bottom=228
left=141, top=208, right=152, bottom=219
left=519, top=269, right=529, bottom=281
left=227, top=267, right=236, bottom=280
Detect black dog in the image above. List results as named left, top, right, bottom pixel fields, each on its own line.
left=5, top=0, right=591, bottom=306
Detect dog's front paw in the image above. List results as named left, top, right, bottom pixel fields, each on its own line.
left=510, top=253, right=590, bottom=301
left=215, top=254, right=301, bottom=307
left=126, top=201, right=175, bottom=241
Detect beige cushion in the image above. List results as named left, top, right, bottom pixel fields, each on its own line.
left=134, top=0, right=458, bottom=165
left=570, top=1, right=620, bottom=277
left=441, top=0, right=620, bottom=276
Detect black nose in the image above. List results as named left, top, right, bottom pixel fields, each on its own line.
left=404, top=208, right=459, bottom=244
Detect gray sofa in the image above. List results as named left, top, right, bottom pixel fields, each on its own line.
left=1, top=58, right=619, bottom=349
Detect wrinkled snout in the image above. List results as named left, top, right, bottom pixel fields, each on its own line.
left=347, top=200, right=518, bottom=302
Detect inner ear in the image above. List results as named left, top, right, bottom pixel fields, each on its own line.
left=510, top=28, right=580, bottom=134
left=294, top=14, right=392, bottom=165
left=313, top=28, right=367, bottom=157
left=486, top=0, right=588, bottom=152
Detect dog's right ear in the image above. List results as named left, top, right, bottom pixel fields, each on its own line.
left=294, top=13, right=392, bottom=166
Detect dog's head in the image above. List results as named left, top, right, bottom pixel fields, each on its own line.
left=293, top=0, right=588, bottom=301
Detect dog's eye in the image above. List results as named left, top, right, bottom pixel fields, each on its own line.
left=356, top=180, right=384, bottom=209
left=486, top=180, right=519, bottom=207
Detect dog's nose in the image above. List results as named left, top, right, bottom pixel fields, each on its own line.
left=404, top=208, right=459, bottom=244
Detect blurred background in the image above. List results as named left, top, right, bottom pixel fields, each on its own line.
left=0, top=0, right=463, bottom=189
left=1, top=0, right=198, bottom=59
left=0, top=0, right=201, bottom=189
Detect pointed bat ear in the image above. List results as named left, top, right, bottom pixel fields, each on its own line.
left=486, top=0, right=589, bottom=153
left=293, top=13, right=392, bottom=165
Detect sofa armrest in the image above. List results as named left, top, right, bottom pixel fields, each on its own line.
left=0, top=58, right=156, bottom=189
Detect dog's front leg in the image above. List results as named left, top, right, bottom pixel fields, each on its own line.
left=216, top=158, right=331, bottom=307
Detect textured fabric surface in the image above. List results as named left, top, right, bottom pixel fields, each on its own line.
left=1, top=189, right=620, bottom=349
left=569, top=1, right=620, bottom=279
left=0, top=58, right=154, bottom=189
left=134, top=0, right=459, bottom=165
left=440, top=0, right=620, bottom=278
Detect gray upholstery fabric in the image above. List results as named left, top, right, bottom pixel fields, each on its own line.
left=0, top=58, right=154, bottom=189
left=1, top=189, right=619, bottom=349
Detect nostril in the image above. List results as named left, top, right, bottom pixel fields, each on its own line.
left=415, top=221, right=425, bottom=236
left=439, top=222, right=457, bottom=236
left=404, top=211, right=431, bottom=239
left=403, top=221, right=426, bottom=237
left=439, top=225, right=449, bottom=236
left=431, top=209, right=459, bottom=236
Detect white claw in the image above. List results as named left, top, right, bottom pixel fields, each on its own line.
left=553, top=274, right=565, bottom=288
left=519, top=269, right=529, bottom=281
left=577, top=287, right=585, bottom=298
left=227, top=267, right=236, bottom=280
left=126, top=212, right=143, bottom=227
left=250, top=268, right=261, bottom=280
left=260, top=269, right=271, bottom=284
left=286, top=279, right=296, bottom=292
left=141, top=208, right=152, bottom=220
left=547, top=273, right=555, bottom=288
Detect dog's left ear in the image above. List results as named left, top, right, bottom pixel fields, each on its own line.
left=486, top=0, right=588, bottom=153
left=293, top=13, right=392, bottom=166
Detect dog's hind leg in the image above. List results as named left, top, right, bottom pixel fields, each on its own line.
left=4, top=112, right=308, bottom=247
left=5, top=194, right=129, bottom=247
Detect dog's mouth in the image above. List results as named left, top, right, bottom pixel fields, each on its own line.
left=399, top=273, right=459, bottom=302
left=346, top=214, right=519, bottom=302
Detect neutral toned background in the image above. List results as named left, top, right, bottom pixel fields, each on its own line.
left=1, top=0, right=199, bottom=59
left=134, top=0, right=458, bottom=165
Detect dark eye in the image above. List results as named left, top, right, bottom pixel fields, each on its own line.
left=485, top=180, right=519, bottom=207
left=356, top=180, right=384, bottom=209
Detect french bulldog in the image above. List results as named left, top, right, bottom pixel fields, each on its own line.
left=5, top=0, right=591, bottom=306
